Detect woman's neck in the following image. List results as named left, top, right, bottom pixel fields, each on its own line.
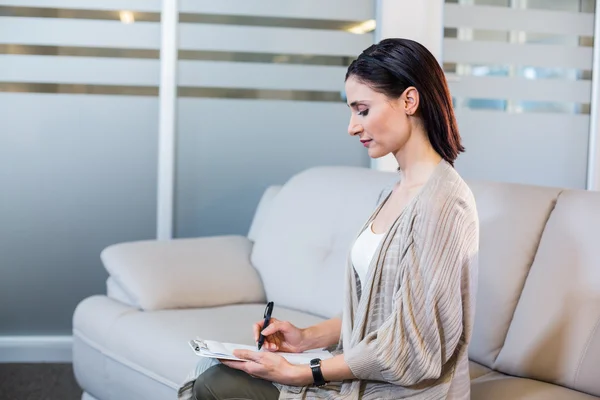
left=393, top=130, right=442, bottom=188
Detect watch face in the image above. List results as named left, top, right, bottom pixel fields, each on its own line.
left=310, top=358, right=321, bottom=367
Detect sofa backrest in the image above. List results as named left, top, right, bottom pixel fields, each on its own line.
left=249, top=166, right=396, bottom=318
left=249, top=165, right=600, bottom=396
left=493, top=189, right=600, bottom=397
left=464, top=181, right=561, bottom=366
left=248, top=185, right=283, bottom=243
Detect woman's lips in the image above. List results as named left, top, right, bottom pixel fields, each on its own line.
left=360, top=139, right=372, bottom=147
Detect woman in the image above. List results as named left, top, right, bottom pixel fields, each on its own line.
left=187, top=38, right=479, bottom=400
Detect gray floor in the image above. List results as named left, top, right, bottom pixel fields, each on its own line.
left=0, top=363, right=82, bottom=400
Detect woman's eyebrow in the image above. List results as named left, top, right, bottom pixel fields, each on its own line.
left=348, top=100, right=366, bottom=108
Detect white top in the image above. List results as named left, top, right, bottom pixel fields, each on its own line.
left=351, top=221, right=385, bottom=291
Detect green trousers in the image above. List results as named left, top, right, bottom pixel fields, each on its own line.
left=193, top=364, right=280, bottom=400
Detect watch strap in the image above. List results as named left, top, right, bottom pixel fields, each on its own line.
left=309, top=358, right=327, bottom=387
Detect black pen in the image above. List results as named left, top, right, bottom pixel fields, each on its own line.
left=257, top=301, right=274, bottom=350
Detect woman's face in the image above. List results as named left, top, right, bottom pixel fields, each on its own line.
left=344, top=76, right=414, bottom=159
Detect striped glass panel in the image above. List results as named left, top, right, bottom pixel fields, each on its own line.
left=452, top=97, right=589, bottom=114
left=444, top=39, right=593, bottom=70
left=178, top=0, right=375, bottom=21
left=0, top=82, right=157, bottom=95
left=178, top=13, right=366, bottom=31
left=444, top=3, right=594, bottom=35
left=0, top=1, right=162, bottom=12
left=178, top=24, right=373, bottom=56
left=0, top=18, right=161, bottom=49
left=175, top=99, right=368, bottom=238
left=447, top=75, right=591, bottom=103
left=0, top=2, right=159, bottom=336
left=444, top=62, right=592, bottom=81
left=444, top=27, right=593, bottom=47
left=0, top=44, right=354, bottom=66
left=0, top=6, right=160, bottom=22
left=523, top=0, right=594, bottom=13
left=178, top=50, right=354, bottom=66
left=178, top=61, right=347, bottom=91
left=1, top=55, right=159, bottom=86
left=453, top=110, right=590, bottom=189
left=444, top=0, right=594, bottom=13
left=174, top=2, right=374, bottom=238
left=0, top=44, right=160, bottom=58
left=444, top=0, right=593, bottom=189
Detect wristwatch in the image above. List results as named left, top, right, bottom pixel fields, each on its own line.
left=309, top=358, right=328, bottom=387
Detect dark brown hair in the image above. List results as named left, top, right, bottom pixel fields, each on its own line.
left=345, top=38, right=464, bottom=166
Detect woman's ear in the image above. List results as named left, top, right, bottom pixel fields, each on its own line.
left=402, top=86, right=419, bottom=116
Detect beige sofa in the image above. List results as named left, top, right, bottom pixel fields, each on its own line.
left=72, top=165, right=600, bottom=399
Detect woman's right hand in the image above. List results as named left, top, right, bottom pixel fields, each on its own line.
left=253, top=318, right=306, bottom=353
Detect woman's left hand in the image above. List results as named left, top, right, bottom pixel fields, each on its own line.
left=220, top=350, right=312, bottom=386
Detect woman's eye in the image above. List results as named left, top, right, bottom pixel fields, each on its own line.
left=358, top=109, right=369, bottom=116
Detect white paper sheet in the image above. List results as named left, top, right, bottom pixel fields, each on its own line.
left=189, top=338, right=333, bottom=365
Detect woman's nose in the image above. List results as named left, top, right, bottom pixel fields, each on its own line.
left=348, top=118, right=362, bottom=136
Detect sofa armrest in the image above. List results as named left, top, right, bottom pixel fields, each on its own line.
left=100, top=235, right=266, bottom=311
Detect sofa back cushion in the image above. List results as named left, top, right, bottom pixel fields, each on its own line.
left=248, top=185, right=283, bottom=242
left=495, top=190, right=600, bottom=397
left=250, top=166, right=396, bottom=318
left=465, top=181, right=562, bottom=367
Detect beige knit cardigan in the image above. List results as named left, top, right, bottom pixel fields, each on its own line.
left=278, top=159, right=480, bottom=400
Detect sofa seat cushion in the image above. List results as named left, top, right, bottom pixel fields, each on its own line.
left=471, top=372, right=600, bottom=399
left=73, top=296, right=326, bottom=390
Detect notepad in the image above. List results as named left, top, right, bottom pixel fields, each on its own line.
left=189, top=338, right=333, bottom=365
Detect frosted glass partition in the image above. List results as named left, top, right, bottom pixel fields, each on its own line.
left=0, top=1, right=160, bottom=334
left=174, top=0, right=375, bottom=238
left=443, top=0, right=595, bottom=189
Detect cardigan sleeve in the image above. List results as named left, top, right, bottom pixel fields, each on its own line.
left=343, top=196, right=478, bottom=386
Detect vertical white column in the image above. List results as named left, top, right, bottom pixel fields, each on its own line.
left=587, top=0, right=600, bottom=191
left=157, top=0, right=179, bottom=239
left=372, top=0, right=445, bottom=172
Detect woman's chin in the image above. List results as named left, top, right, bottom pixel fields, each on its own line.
left=367, top=148, right=386, bottom=159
